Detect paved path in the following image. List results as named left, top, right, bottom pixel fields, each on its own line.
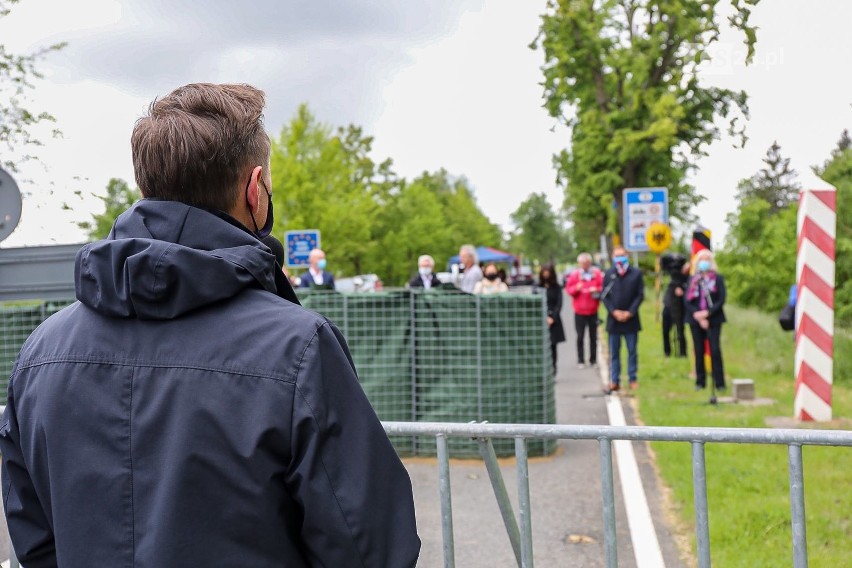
left=404, top=296, right=690, bottom=567
left=0, top=294, right=690, bottom=567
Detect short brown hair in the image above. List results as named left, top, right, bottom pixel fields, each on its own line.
left=131, top=83, right=271, bottom=212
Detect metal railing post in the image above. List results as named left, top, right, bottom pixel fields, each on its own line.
left=788, top=444, right=808, bottom=568
left=475, top=295, right=483, bottom=420
left=436, top=434, right=456, bottom=568
left=598, top=437, right=618, bottom=568
left=477, top=437, right=523, bottom=566
left=515, top=437, right=534, bottom=568
left=692, top=441, right=711, bottom=568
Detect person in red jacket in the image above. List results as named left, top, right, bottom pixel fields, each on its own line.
left=565, top=252, right=604, bottom=368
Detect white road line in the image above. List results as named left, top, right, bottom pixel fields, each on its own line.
left=599, top=338, right=666, bottom=568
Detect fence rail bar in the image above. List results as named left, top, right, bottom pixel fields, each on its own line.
left=692, top=442, right=711, bottom=568
left=788, top=444, right=808, bottom=568
left=477, top=438, right=523, bottom=566
left=598, top=438, right=618, bottom=568
left=515, top=437, right=534, bottom=568
left=383, top=422, right=852, bottom=447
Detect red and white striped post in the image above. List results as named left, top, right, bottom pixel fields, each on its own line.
left=795, top=173, right=837, bottom=422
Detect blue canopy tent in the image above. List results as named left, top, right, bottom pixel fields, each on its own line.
left=447, top=246, right=517, bottom=268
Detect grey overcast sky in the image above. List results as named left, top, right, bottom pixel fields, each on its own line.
left=1, top=0, right=851, bottom=249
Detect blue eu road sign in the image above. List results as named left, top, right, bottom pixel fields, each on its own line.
left=622, top=188, right=668, bottom=252
left=285, top=230, right=321, bottom=268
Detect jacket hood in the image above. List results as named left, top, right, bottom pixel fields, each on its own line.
left=75, top=199, right=285, bottom=320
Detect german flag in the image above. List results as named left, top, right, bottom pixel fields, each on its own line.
left=691, top=227, right=712, bottom=257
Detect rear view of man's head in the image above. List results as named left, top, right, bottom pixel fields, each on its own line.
left=131, top=83, right=271, bottom=217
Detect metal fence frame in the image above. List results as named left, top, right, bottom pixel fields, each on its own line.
left=382, top=421, right=852, bottom=568
left=2, top=422, right=850, bottom=567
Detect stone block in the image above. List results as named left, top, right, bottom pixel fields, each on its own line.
left=732, top=379, right=755, bottom=401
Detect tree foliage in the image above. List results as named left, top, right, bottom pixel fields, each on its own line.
left=720, top=135, right=852, bottom=325
left=719, top=143, right=798, bottom=310
left=270, top=105, right=388, bottom=276
left=0, top=0, right=65, bottom=172
left=718, top=197, right=796, bottom=311
left=816, top=144, right=852, bottom=327
left=270, top=105, right=501, bottom=285
left=533, top=0, right=760, bottom=250
left=77, top=178, right=140, bottom=240
left=735, top=141, right=799, bottom=213
left=508, top=192, right=571, bottom=265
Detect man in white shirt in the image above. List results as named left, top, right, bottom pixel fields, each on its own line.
left=299, top=248, right=335, bottom=289
left=458, top=244, right=483, bottom=293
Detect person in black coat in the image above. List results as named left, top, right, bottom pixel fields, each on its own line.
left=684, top=250, right=727, bottom=391
left=661, top=253, right=689, bottom=357
left=601, top=246, right=644, bottom=392
left=409, top=254, right=442, bottom=289
left=538, top=264, right=566, bottom=375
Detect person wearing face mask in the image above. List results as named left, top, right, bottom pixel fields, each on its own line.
left=565, top=252, right=604, bottom=369
left=473, top=263, right=509, bottom=294
left=684, top=250, right=727, bottom=391
left=299, top=247, right=336, bottom=290
left=601, top=246, right=645, bottom=392
left=409, top=254, right=441, bottom=289
left=0, top=83, right=420, bottom=567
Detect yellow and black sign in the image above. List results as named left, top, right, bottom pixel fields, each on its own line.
left=645, top=222, right=672, bottom=254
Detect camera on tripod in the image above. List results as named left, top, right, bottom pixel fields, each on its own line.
left=660, top=253, right=688, bottom=281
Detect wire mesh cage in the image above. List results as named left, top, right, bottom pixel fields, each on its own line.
left=299, top=288, right=556, bottom=457
left=0, top=301, right=71, bottom=405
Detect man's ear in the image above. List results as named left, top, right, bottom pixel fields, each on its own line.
left=246, top=165, right=264, bottom=212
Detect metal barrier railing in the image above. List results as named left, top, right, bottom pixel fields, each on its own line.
left=1, top=420, right=850, bottom=567
left=382, top=421, right=852, bottom=568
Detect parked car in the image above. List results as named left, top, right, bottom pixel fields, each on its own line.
left=510, top=266, right=535, bottom=286
left=335, top=273, right=382, bottom=293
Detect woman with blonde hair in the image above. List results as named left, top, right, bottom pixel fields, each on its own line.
left=684, top=250, right=727, bottom=391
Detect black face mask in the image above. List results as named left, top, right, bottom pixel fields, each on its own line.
left=246, top=175, right=273, bottom=239
left=485, top=273, right=498, bottom=281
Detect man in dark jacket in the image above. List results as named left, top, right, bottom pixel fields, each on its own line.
left=409, top=254, right=442, bottom=289
left=0, top=83, right=420, bottom=567
left=299, top=248, right=335, bottom=290
left=601, top=246, right=645, bottom=392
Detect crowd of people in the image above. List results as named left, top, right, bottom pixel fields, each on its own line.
left=266, top=236, right=726, bottom=391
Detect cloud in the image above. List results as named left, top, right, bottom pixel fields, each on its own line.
left=42, top=0, right=484, bottom=129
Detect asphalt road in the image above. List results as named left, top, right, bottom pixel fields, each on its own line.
left=0, top=293, right=689, bottom=567
left=404, top=294, right=689, bottom=567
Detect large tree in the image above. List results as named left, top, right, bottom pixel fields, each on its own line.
left=735, top=141, right=799, bottom=213
left=0, top=0, right=65, bottom=172
left=533, top=0, right=759, bottom=249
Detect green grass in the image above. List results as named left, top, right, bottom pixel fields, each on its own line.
left=630, top=298, right=852, bottom=567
